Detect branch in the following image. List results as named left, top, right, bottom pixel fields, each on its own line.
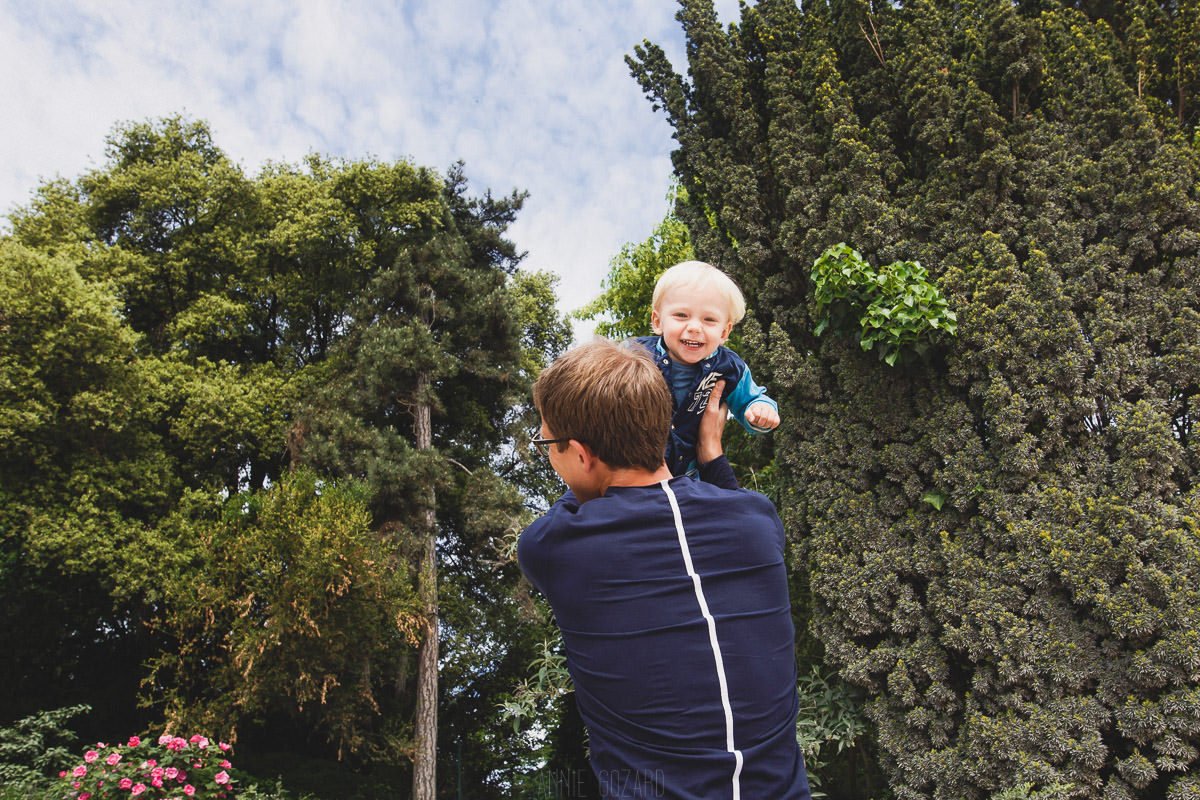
left=446, top=457, right=473, bottom=475
left=860, top=15, right=885, bottom=67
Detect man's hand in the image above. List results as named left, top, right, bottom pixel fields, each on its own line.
left=745, top=401, right=780, bottom=431
left=697, top=380, right=729, bottom=465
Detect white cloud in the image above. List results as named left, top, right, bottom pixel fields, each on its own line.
left=0, top=0, right=747, bottom=342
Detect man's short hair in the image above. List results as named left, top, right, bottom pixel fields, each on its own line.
left=532, top=338, right=670, bottom=471
left=652, top=260, right=747, bottom=324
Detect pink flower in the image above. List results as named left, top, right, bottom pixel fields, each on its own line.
left=184, top=785, right=196, bottom=796
left=189, top=734, right=210, bottom=749
left=214, top=770, right=230, bottom=785
left=72, top=765, right=87, bottom=778
left=151, top=767, right=165, bottom=779
left=72, top=782, right=81, bottom=790
left=144, top=759, right=158, bottom=768
left=158, top=734, right=173, bottom=746
left=106, top=752, right=122, bottom=766
left=127, top=736, right=141, bottom=747
left=80, top=794, right=91, bottom=800
left=132, top=783, right=147, bottom=796
left=119, top=778, right=133, bottom=789
left=219, top=759, right=231, bottom=768
left=58, top=771, right=66, bottom=778
left=84, top=750, right=99, bottom=763
left=152, top=777, right=164, bottom=788
left=218, top=742, right=231, bottom=752
left=170, top=737, right=187, bottom=751
left=165, top=767, right=179, bottom=779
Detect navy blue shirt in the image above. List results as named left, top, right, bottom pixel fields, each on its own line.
left=518, top=474, right=811, bottom=799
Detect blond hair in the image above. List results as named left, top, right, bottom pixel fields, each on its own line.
left=651, top=261, right=746, bottom=324
left=532, top=339, right=671, bottom=471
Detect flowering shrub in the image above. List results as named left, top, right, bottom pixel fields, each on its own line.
left=57, top=734, right=237, bottom=800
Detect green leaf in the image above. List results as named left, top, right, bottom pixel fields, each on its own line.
left=921, top=491, right=947, bottom=511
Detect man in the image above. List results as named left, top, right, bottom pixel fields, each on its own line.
left=518, top=339, right=811, bottom=799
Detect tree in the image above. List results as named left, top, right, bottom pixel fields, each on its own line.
left=0, top=239, right=169, bottom=739
left=1100, top=0, right=1200, bottom=130
left=146, top=469, right=423, bottom=761
left=77, top=117, right=259, bottom=362
left=283, top=158, right=553, bottom=798
left=631, top=1, right=1200, bottom=798
left=3, top=117, right=571, bottom=797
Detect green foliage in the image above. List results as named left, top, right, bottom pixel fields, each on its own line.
left=0, top=705, right=89, bottom=792
left=794, top=666, right=868, bottom=796
left=511, top=270, right=574, bottom=382
left=147, top=470, right=421, bottom=761
left=0, top=238, right=175, bottom=734
left=498, top=639, right=573, bottom=733
left=989, top=783, right=1075, bottom=800
left=2, top=115, right=569, bottom=794
left=77, top=116, right=259, bottom=359
left=811, top=243, right=957, bottom=366
left=501, top=270, right=575, bottom=505
left=234, top=780, right=314, bottom=800
left=633, top=1, right=1200, bottom=798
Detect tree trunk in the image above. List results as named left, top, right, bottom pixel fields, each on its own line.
left=412, top=371, right=438, bottom=800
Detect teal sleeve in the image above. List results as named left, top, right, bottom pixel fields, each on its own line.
left=726, top=364, right=778, bottom=435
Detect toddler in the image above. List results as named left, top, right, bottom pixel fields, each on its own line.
left=634, top=261, right=779, bottom=477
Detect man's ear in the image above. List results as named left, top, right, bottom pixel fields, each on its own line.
left=650, top=308, right=663, bottom=334
left=571, top=439, right=600, bottom=472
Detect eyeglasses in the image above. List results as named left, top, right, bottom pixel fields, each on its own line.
left=531, top=435, right=575, bottom=457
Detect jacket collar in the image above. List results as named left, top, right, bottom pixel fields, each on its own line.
left=652, top=336, right=718, bottom=368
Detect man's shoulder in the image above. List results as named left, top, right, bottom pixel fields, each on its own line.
left=520, top=487, right=659, bottom=539
left=671, top=476, right=776, bottom=513
left=519, top=494, right=579, bottom=547
left=668, top=479, right=786, bottom=554
left=517, top=494, right=584, bottom=588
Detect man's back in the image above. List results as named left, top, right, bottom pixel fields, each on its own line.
left=519, top=477, right=810, bottom=799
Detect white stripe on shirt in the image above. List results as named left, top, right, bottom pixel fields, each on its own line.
left=660, top=478, right=744, bottom=799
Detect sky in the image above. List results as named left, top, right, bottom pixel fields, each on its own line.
left=0, top=0, right=741, bottom=341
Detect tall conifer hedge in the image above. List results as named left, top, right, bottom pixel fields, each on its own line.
left=632, top=1, right=1200, bottom=797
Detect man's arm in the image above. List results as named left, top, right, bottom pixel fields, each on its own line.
left=697, top=379, right=739, bottom=489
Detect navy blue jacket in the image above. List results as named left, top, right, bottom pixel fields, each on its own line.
left=518, top=472, right=811, bottom=799
left=634, top=336, right=778, bottom=477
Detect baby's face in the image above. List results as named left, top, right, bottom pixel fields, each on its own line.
left=651, top=285, right=734, bottom=365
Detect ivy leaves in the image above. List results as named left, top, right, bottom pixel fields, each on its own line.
left=811, top=242, right=958, bottom=366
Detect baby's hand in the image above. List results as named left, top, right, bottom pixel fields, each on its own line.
left=745, top=401, right=780, bottom=431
